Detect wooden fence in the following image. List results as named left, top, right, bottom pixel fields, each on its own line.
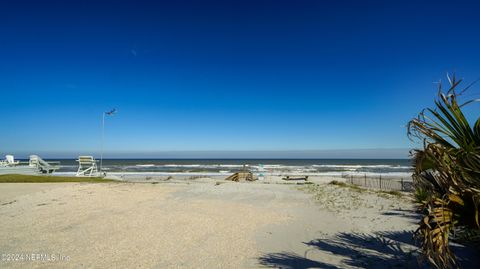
left=342, top=174, right=414, bottom=192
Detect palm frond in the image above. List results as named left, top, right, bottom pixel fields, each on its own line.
left=409, top=74, right=480, bottom=268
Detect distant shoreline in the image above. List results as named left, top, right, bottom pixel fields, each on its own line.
left=39, top=158, right=412, bottom=176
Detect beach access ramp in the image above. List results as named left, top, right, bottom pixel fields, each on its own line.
left=29, top=155, right=60, bottom=174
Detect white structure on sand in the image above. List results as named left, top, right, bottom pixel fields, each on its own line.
left=76, top=156, right=99, bottom=177
left=0, top=154, right=59, bottom=175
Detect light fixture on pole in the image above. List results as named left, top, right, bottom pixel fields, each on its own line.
left=100, top=108, right=116, bottom=173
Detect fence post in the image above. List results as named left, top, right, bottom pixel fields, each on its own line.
left=350, top=175, right=353, bottom=184
left=401, top=178, right=404, bottom=191
left=379, top=175, right=382, bottom=190
left=364, top=173, right=367, bottom=187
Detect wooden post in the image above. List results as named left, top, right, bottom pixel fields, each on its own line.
left=379, top=175, right=382, bottom=190
left=401, top=178, right=404, bottom=191
left=350, top=175, right=353, bottom=184
left=364, top=173, right=367, bottom=187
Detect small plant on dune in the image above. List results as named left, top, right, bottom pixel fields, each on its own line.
left=329, top=180, right=347, bottom=187
left=329, top=180, right=366, bottom=192
left=380, top=190, right=403, bottom=197
left=414, top=187, right=430, bottom=204
left=408, top=74, right=480, bottom=268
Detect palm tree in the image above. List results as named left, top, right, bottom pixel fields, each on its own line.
left=408, top=74, right=480, bottom=268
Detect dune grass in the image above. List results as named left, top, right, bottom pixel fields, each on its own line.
left=0, top=174, right=115, bottom=183
left=329, top=180, right=365, bottom=192
left=379, top=190, right=403, bottom=197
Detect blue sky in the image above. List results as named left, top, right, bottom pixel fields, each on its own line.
left=1, top=0, right=479, bottom=158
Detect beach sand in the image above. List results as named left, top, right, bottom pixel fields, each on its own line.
left=0, top=180, right=420, bottom=268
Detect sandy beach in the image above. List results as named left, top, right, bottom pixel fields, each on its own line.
left=0, top=179, right=420, bottom=268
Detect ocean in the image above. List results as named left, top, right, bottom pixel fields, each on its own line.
left=49, top=159, right=412, bottom=177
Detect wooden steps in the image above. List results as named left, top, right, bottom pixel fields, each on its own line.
left=225, top=172, right=257, bottom=182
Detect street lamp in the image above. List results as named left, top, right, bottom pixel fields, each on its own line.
left=100, top=108, right=116, bottom=173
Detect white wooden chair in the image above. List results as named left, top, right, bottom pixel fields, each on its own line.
left=76, top=156, right=98, bottom=177
left=5, top=155, right=19, bottom=166
left=29, top=155, right=40, bottom=167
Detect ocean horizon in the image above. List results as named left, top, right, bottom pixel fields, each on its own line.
left=36, top=158, right=412, bottom=177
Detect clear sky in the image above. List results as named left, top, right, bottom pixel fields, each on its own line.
left=1, top=0, right=479, bottom=158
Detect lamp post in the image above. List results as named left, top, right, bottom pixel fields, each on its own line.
left=100, top=109, right=116, bottom=173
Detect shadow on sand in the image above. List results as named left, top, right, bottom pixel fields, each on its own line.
left=258, top=230, right=425, bottom=269
left=381, top=208, right=421, bottom=224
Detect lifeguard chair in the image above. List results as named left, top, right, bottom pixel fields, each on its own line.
left=76, top=156, right=98, bottom=177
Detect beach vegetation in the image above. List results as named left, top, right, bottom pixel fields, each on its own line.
left=0, top=174, right=115, bottom=183
left=413, top=188, right=430, bottom=204
left=329, top=180, right=364, bottom=192
left=301, top=181, right=314, bottom=185
left=329, top=180, right=347, bottom=187
left=379, top=190, right=403, bottom=197
left=408, top=74, right=480, bottom=268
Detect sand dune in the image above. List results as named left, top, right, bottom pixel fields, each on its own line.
left=0, top=180, right=419, bottom=268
